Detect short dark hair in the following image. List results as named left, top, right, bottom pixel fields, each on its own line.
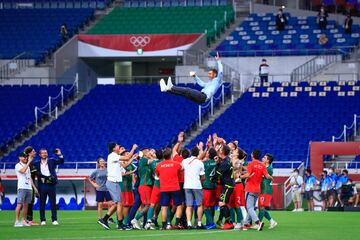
left=221, top=145, right=231, bottom=157
left=181, top=148, right=191, bottom=159
left=294, top=169, right=299, bottom=173
left=163, top=148, right=172, bottom=160
left=251, top=149, right=261, bottom=160
left=265, top=153, right=274, bottom=164
left=155, top=149, right=163, bottom=160
left=343, top=169, right=348, bottom=174
left=191, top=146, right=199, bottom=157
left=306, top=168, right=312, bottom=175
left=208, top=147, right=217, bottom=159
left=210, top=68, right=218, bottom=77
left=108, top=142, right=117, bottom=153
left=24, top=146, right=34, bottom=155
left=238, top=148, right=247, bottom=160
left=39, top=148, right=47, bottom=154
left=322, top=170, right=328, bottom=175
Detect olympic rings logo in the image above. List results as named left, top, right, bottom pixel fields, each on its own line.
left=130, top=36, right=151, bottom=48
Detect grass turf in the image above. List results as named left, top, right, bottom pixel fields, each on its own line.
left=0, top=210, right=358, bottom=240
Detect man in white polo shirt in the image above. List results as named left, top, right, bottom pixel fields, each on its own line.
left=14, top=152, right=38, bottom=227
left=182, top=146, right=205, bottom=229
left=98, top=142, right=137, bottom=230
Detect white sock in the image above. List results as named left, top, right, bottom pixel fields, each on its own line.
left=270, top=219, right=275, bottom=224
left=187, top=221, right=192, bottom=227
left=197, top=221, right=202, bottom=227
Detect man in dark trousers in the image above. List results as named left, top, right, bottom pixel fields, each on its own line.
left=34, top=148, right=64, bottom=226
left=317, top=6, right=328, bottom=30
left=344, top=14, right=353, bottom=34
left=275, top=8, right=287, bottom=31
left=24, top=146, right=39, bottom=225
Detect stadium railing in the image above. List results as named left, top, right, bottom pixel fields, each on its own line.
left=332, top=114, right=360, bottom=142
left=0, top=52, right=33, bottom=81
left=34, top=74, right=79, bottom=127
left=0, top=160, right=304, bottom=174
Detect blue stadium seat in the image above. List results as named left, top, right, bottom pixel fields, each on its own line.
left=189, top=81, right=360, bottom=166
left=215, top=13, right=360, bottom=57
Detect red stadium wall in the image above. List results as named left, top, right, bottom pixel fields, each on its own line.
left=310, top=142, right=360, bottom=177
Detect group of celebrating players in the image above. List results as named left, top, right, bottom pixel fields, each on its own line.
left=91, top=132, right=278, bottom=231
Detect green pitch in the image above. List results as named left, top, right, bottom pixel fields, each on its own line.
left=0, top=210, right=358, bottom=240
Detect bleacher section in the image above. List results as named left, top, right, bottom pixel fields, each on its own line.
left=0, top=8, right=94, bottom=63
left=0, top=0, right=110, bottom=9
left=87, top=6, right=234, bottom=44
left=0, top=84, right=228, bottom=169
left=0, top=85, right=64, bottom=153
left=215, top=13, right=360, bottom=56
left=189, top=80, right=360, bottom=167
left=123, top=0, right=231, bottom=7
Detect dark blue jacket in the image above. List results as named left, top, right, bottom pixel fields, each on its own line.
left=34, top=156, right=64, bottom=185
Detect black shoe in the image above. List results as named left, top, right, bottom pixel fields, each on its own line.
left=154, top=221, right=159, bottom=228
left=108, top=218, right=116, bottom=224
left=98, top=218, right=110, bottom=230
left=196, top=225, right=205, bottom=229
left=117, top=224, right=126, bottom=230
left=124, top=224, right=133, bottom=230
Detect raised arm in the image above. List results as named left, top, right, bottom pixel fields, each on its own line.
left=172, top=132, right=184, bottom=158
left=215, top=52, right=223, bottom=81
left=53, top=148, right=64, bottom=165
left=194, top=76, right=206, bottom=87
left=119, top=144, right=138, bottom=161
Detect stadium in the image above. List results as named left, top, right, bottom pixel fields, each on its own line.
left=0, top=0, right=360, bottom=239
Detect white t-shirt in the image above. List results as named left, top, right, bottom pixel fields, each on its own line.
left=290, top=174, right=303, bottom=192
left=107, top=152, right=124, bottom=183
left=15, top=162, right=32, bottom=190
left=182, top=156, right=205, bottom=189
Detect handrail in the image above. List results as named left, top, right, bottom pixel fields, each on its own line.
left=208, top=46, right=357, bottom=57
left=0, top=160, right=302, bottom=173
left=290, top=54, right=341, bottom=82
left=0, top=52, right=33, bottom=81
left=34, top=74, right=79, bottom=127
left=332, top=114, right=360, bottom=142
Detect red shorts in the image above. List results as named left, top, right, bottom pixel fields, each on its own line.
left=139, top=185, right=152, bottom=205
left=150, top=186, right=161, bottom=205
left=229, top=183, right=245, bottom=208
left=215, top=184, right=222, bottom=202
left=258, top=194, right=272, bottom=207
left=122, top=191, right=134, bottom=207
left=203, top=189, right=217, bottom=208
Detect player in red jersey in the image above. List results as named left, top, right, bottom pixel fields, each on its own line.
left=241, top=149, right=272, bottom=231
left=156, top=148, right=183, bottom=230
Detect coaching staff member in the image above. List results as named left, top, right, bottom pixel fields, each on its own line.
left=34, top=148, right=64, bottom=226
